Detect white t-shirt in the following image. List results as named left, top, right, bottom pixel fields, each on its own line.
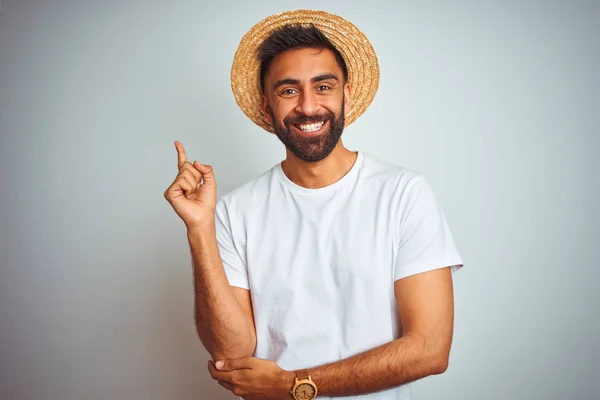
left=215, top=151, right=463, bottom=400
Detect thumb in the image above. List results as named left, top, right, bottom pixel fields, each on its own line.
left=215, top=357, right=254, bottom=371
left=193, top=161, right=216, bottom=186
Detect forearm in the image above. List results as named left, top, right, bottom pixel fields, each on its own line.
left=187, top=221, right=255, bottom=360
left=310, top=333, right=448, bottom=397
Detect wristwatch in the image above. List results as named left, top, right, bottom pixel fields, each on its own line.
left=290, top=369, right=318, bottom=400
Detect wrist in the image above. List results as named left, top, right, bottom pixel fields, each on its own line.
left=281, top=369, right=295, bottom=394
left=186, top=217, right=216, bottom=235
left=290, top=368, right=318, bottom=399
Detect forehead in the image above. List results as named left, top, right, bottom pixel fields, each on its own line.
left=265, top=47, right=343, bottom=84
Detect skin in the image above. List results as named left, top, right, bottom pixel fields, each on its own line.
left=261, top=47, right=356, bottom=190
left=165, top=46, right=456, bottom=399
left=163, top=142, right=257, bottom=361
left=208, top=267, right=454, bottom=399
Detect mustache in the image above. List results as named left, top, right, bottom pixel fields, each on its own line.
left=284, top=111, right=335, bottom=126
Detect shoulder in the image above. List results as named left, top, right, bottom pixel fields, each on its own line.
left=216, top=165, right=278, bottom=214
left=359, top=152, right=427, bottom=194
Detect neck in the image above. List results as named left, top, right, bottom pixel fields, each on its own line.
left=280, top=140, right=358, bottom=189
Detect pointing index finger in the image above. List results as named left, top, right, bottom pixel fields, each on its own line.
left=174, top=141, right=188, bottom=169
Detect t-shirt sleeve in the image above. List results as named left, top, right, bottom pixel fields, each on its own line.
left=215, top=198, right=249, bottom=290
left=394, top=175, right=464, bottom=281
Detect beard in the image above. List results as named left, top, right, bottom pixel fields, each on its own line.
left=270, top=100, right=345, bottom=162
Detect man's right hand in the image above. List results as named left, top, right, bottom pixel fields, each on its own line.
left=164, top=141, right=217, bottom=230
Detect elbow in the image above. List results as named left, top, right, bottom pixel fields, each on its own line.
left=206, top=339, right=255, bottom=361
left=426, top=340, right=450, bottom=375
left=210, top=347, right=254, bottom=362
left=214, top=343, right=256, bottom=362
left=195, top=327, right=256, bottom=361
left=429, top=353, right=449, bottom=375
left=417, top=335, right=450, bottom=376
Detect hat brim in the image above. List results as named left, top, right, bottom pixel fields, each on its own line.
left=230, top=9, right=380, bottom=133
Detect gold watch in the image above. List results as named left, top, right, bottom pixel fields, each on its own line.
left=290, top=369, right=318, bottom=400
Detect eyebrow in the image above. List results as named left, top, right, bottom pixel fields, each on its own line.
left=273, top=74, right=340, bottom=90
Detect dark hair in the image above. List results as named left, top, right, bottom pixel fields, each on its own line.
left=258, top=24, right=349, bottom=93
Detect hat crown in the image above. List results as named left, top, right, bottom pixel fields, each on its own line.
left=231, top=9, right=380, bottom=132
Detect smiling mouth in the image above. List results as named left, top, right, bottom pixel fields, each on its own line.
left=293, top=120, right=325, bottom=133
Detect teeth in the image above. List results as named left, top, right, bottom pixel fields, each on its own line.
left=298, top=121, right=324, bottom=132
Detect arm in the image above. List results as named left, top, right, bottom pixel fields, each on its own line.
left=164, top=141, right=256, bottom=361
left=308, top=266, right=454, bottom=396
left=209, top=266, right=454, bottom=399
left=188, top=221, right=257, bottom=361
left=306, top=177, right=461, bottom=395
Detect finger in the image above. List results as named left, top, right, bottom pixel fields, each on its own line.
left=217, top=380, right=235, bottom=392
left=175, top=175, right=194, bottom=199
left=179, top=167, right=198, bottom=185
left=218, top=381, right=246, bottom=397
left=174, top=141, right=188, bottom=169
left=179, top=169, right=200, bottom=197
left=181, top=161, right=202, bottom=182
left=181, top=176, right=196, bottom=199
left=208, top=360, right=232, bottom=383
left=193, top=161, right=216, bottom=186
left=215, top=357, right=254, bottom=371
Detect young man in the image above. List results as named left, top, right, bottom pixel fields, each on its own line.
left=164, top=10, right=464, bottom=400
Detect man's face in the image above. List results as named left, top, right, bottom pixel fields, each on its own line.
left=261, top=47, right=351, bottom=162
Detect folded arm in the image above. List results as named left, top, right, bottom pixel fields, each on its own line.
left=309, top=266, right=454, bottom=396
left=209, top=266, right=455, bottom=399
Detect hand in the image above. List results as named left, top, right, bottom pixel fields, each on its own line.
left=164, top=141, right=217, bottom=229
left=208, top=357, right=295, bottom=400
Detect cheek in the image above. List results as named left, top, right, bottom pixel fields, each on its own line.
left=321, top=93, right=345, bottom=110
left=324, top=101, right=344, bottom=117
left=272, top=99, right=296, bottom=120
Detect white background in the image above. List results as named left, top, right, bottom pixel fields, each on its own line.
left=0, top=1, right=598, bottom=399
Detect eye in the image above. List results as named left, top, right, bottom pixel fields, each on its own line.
left=281, top=88, right=297, bottom=95
left=317, top=85, right=330, bottom=91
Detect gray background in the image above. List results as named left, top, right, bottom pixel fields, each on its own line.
left=1, top=0, right=598, bottom=399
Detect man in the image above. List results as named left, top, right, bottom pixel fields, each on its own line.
left=164, top=9, right=464, bottom=400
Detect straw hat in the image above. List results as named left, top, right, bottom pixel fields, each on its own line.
left=230, top=9, right=380, bottom=133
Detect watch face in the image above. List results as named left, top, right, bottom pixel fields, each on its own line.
left=294, top=382, right=316, bottom=400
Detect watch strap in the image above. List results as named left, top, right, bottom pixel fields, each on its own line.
left=295, top=369, right=310, bottom=380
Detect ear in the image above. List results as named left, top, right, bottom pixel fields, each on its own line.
left=343, top=83, right=352, bottom=116
left=261, top=94, right=273, bottom=125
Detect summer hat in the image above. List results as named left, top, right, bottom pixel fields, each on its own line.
left=230, top=9, right=380, bottom=133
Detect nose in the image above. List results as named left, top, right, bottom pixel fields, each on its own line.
left=295, top=90, right=319, bottom=116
